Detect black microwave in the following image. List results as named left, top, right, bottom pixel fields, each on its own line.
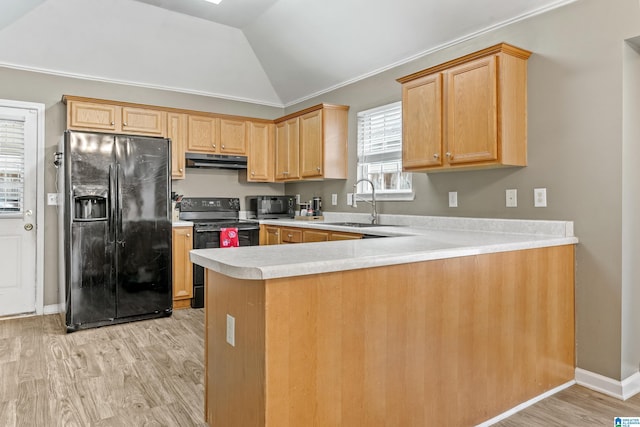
left=246, top=196, right=296, bottom=219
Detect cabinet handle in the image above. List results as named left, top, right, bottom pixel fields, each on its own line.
left=433, top=153, right=439, bottom=159
left=283, top=171, right=289, bottom=175
left=287, top=234, right=293, bottom=238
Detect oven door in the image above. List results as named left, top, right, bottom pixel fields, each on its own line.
left=191, top=227, right=259, bottom=308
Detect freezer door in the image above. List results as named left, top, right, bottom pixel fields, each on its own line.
left=114, top=136, right=172, bottom=318
left=64, top=131, right=117, bottom=328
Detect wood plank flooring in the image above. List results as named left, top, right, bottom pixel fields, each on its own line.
left=1, top=309, right=639, bottom=426
left=0, top=309, right=206, bottom=427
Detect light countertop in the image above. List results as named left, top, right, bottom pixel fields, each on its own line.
left=190, top=213, right=578, bottom=280
left=172, top=220, right=193, bottom=227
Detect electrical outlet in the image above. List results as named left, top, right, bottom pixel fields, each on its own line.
left=448, top=191, right=458, bottom=208
left=347, top=193, right=353, bottom=206
left=331, top=193, right=337, bottom=205
left=226, top=314, right=235, bottom=347
left=506, top=189, right=517, bottom=208
left=534, top=188, right=547, bottom=207
left=47, top=193, right=58, bottom=206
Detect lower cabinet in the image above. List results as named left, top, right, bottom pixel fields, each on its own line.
left=172, top=226, right=193, bottom=310
left=260, top=225, right=362, bottom=245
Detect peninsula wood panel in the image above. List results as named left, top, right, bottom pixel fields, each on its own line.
left=204, top=245, right=575, bottom=426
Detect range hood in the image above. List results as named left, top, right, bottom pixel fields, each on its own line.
left=185, top=152, right=248, bottom=169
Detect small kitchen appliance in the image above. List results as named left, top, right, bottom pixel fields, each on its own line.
left=179, top=197, right=260, bottom=308
left=246, top=195, right=296, bottom=219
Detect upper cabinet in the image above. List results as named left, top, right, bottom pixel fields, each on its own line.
left=397, top=43, right=531, bottom=172
left=276, top=103, right=349, bottom=181
left=247, top=121, right=275, bottom=182
left=186, top=115, right=247, bottom=155
left=167, top=113, right=187, bottom=179
left=275, top=117, right=300, bottom=181
left=66, top=98, right=166, bottom=137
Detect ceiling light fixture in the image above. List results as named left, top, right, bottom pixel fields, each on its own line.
left=203, top=0, right=222, bottom=4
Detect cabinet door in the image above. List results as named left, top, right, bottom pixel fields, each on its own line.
left=121, top=107, right=166, bottom=136
left=247, top=122, right=274, bottom=182
left=299, top=109, right=323, bottom=178
left=172, top=227, right=193, bottom=305
left=275, top=118, right=300, bottom=181
left=187, top=115, right=219, bottom=153
left=445, top=55, right=498, bottom=164
left=303, top=230, right=329, bottom=243
left=264, top=226, right=281, bottom=245
left=168, top=113, right=187, bottom=179
left=220, top=118, right=247, bottom=155
left=68, top=101, right=119, bottom=132
left=402, top=73, right=443, bottom=170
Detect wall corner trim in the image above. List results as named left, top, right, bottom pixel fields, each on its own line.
left=43, top=304, right=63, bottom=315
left=575, top=368, right=640, bottom=400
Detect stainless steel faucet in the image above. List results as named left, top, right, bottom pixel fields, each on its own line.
left=353, top=178, right=378, bottom=224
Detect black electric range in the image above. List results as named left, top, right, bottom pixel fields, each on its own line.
left=178, top=197, right=260, bottom=308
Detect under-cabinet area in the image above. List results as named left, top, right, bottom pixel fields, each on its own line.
left=260, top=224, right=362, bottom=245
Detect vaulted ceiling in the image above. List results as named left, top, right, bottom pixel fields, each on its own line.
left=0, top=0, right=574, bottom=107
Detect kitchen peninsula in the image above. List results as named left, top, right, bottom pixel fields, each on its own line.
left=191, top=216, right=578, bottom=426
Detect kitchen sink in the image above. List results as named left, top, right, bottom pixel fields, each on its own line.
left=324, top=222, right=393, bottom=228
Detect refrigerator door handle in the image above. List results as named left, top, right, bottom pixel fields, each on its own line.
left=108, top=164, right=116, bottom=243
left=116, top=163, right=124, bottom=246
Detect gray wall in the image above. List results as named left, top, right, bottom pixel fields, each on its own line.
left=1, top=0, right=638, bottom=384
left=285, top=0, right=640, bottom=381
left=0, top=66, right=284, bottom=312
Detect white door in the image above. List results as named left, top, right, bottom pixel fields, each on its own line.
left=0, top=106, right=37, bottom=316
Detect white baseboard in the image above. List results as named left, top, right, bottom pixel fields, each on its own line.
left=575, top=368, right=640, bottom=400
left=43, top=304, right=63, bottom=315
left=477, top=380, right=575, bottom=426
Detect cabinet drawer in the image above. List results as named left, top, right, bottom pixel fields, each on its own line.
left=280, top=228, right=302, bottom=243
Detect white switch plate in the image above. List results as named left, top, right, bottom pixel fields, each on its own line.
left=534, top=188, right=547, bottom=207
left=506, top=189, right=517, bottom=208
left=347, top=193, right=353, bottom=206
left=226, top=314, right=235, bottom=347
left=296, top=194, right=301, bottom=204
left=47, top=193, right=58, bottom=206
left=331, top=193, right=338, bottom=205
left=448, top=191, right=458, bottom=208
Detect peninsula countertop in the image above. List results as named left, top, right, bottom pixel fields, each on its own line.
left=189, top=214, right=578, bottom=280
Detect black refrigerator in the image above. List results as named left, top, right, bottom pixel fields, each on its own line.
left=60, top=130, right=172, bottom=332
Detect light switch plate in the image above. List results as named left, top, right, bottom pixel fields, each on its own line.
left=296, top=194, right=301, bottom=204
left=47, top=193, right=58, bottom=206
left=448, top=191, right=458, bottom=208
left=506, top=189, right=517, bottom=208
left=347, top=193, right=353, bottom=206
left=226, top=314, right=235, bottom=347
left=331, top=193, right=338, bottom=205
left=534, top=188, right=547, bottom=207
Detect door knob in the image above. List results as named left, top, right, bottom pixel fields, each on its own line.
left=24, top=223, right=33, bottom=231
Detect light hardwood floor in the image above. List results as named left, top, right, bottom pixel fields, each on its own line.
left=1, top=309, right=639, bottom=426
left=0, top=309, right=206, bottom=427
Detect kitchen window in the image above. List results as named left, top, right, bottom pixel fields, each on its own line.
left=356, top=101, right=413, bottom=200
left=0, top=116, right=25, bottom=214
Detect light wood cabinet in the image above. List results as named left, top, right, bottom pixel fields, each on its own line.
left=261, top=225, right=281, bottom=245
left=398, top=43, right=531, bottom=172
left=187, top=115, right=219, bottom=152
left=247, top=121, right=274, bottom=181
left=172, top=226, right=193, bottom=310
left=67, top=100, right=166, bottom=137
left=302, top=229, right=329, bottom=242
left=219, top=118, right=247, bottom=155
left=167, top=113, right=187, bottom=179
left=276, top=103, right=348, bottom=181
left=329, top=231, right=363, bottom=241
left=280, top=227, right=303, bottom=244
left=275, top=118, right=300, bottom=181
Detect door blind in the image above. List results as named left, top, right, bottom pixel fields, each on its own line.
left=0, top=116, right=25, bottom=214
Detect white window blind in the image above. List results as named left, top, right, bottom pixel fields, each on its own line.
left=0, top=116, right=25, bottom=214
left=356, top=101, right=412, bottom=197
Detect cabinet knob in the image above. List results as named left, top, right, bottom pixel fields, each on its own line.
left=433, top=153, right=439, bottom=159
left=123, top=122, right=128, bottom=126
left=316, top=167, right=321, bottom=172
left=251, top=171, right=255, bottom=176
left=222, top=145, right=225, bottom=149
left=445, top=152, right=452, bottom=158
left=287, top=234, right=293, bottom=238
left=186, top=233, right=191, bottom=237
left=213, top=144, right=216, bottom=149
left=179, top=168, right=183, bottom=172
left=110, top=121, right=115, bottom=126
